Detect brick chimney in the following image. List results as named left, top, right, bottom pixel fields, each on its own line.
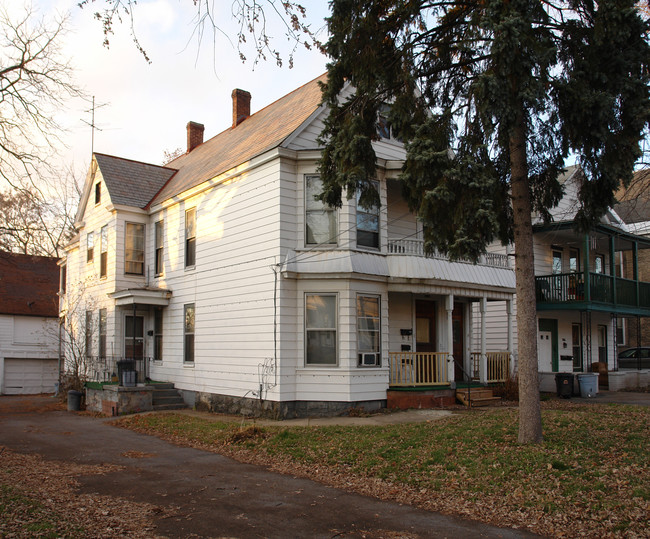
left=232, top=89, right=251, bottom=127
left=187, top=121, right=204, bottom=152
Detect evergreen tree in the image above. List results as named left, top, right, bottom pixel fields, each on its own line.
left=318, top=0, right=649, bottom=443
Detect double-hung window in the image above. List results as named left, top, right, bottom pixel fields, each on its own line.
left=154, top=308, right=163, bottom=362
left=305, top=175, right=337, bottom=245
left=356, top=181, right=380, bottom=249
left=98, top=309, right=107, bottom=358
left=100, top=226, right=108, bottom=278
left=87, top=232, right=94, bottom=262
left=85, top=311, right=93, bottom=358
left=185, top=209, right=196, bottom=267
left=305, top=294, right=337, bottom=365
left=125, top=223, right=145, bottom=275
left=357, top=295, right=381, bottom=366
left=184, top=304, right=195, bottom=363
left=155, top=220, right=164, bottom=275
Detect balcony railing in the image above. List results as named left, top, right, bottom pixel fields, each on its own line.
left=536, top=272, right=650, bottom=309
left=83, top=356, right=151, bottom=384
left=387, top=238, right=510, bottom=269
left=389, top=352, right=449, bottom=386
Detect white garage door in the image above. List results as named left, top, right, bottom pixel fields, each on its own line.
left=3, top=359, right=58, bottom=395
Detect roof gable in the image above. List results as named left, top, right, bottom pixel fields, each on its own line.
left=615, top=169, right=650, bottom=224
left=0, top=252, right=59, bottom=317
left=94, top=153, right=178, bottom=209
left=150, top=73, right=327, bottom=206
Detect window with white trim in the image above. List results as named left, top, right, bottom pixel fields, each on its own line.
left=356, top=181, right=380, bottom=249
left=184, top=304, right=195, bottom=363
left=305, top=294, right=337, bottom=365
left=98, top=308, right=107, bottom=358
left=185, top=208, right=196, bottom=267
left=87, top=232, right=94, bottom=262
left=357, top=295, right=381, bottom=366
left=125, top=223, right=145, bottom=275
left=100, top=225, right=108, bottom=278
left=305, top=175, right=337, bottom=245
left=155, top=220, right=164, bottom=275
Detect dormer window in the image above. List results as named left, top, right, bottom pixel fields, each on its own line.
left=95, top=182, right=101, bottom=205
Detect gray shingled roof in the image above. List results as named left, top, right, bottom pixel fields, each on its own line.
left=94, top=154, right=177, bottom=209
left=615, top=169, right=650, bottom=224
left=150, top=73, right=326, bottom=206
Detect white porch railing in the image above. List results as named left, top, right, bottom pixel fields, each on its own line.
left=387, top=238, right=510, bottom=269
left=389, top=352, right=450, bottom=386
left=470, top=352, right=511, bottom=383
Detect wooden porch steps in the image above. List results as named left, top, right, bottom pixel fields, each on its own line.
left=149, top=383, right=187, bottom=411
left=456, top=388, right=501, bottom=407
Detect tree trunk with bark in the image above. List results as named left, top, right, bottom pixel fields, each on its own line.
left=510, top=110, right=543, bottom=444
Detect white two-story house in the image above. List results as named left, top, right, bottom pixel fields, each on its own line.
left=60, top=75, right=516, bottom=417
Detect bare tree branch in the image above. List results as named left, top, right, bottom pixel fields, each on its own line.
left=0, top=5, right=82, bottom=188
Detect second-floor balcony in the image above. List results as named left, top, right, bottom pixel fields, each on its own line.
left=536, top=272, right=650, bottom=315
left=387, top=238, right=510, bottom=269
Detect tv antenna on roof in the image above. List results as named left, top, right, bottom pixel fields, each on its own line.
left=81, top=96, right=109, bottom=156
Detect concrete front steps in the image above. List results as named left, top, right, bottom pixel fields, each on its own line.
left=149, top=383, right=186, bottom=411
left=456, top=387, right=501, bottom=407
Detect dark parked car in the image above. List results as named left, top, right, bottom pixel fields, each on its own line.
left=618, top=347, right=650, bottom=369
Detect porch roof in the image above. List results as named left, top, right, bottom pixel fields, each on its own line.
left=109, top=287, right=172, bottom=307
left=281, top=249, right=515, bottom=295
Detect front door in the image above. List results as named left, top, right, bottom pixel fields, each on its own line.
left=125, top=315, right=144, bottom=359
left=415, top=300, right=436, bottom=353
left=452, top=305, right=465, bottom=381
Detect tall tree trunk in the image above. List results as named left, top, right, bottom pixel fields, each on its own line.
left=510, top=109, right=543, bottom=444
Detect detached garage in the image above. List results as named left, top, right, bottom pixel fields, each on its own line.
left=0, top=252, right=60, bottom=395
left=2, top=359, right=59, bottom=395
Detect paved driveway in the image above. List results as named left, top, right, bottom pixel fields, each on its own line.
left=0, top=396, right=539, bottom=539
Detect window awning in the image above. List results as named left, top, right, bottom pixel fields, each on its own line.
left=109, top=287, right=172, bottom=307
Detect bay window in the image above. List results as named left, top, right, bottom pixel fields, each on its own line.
left=305, top=294, right=337, bottom=365
left=357, top=295, right=381, bottom=366
left=305, top=175, right=337, bottom=245
left=125, top=223, right=145, bottom=275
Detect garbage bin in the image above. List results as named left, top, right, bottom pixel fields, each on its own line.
left=67, top=390, right=83, bottom=411
left=117, top=360, right=137, bottom=387
left=555, top=373, right=574, bottom=398
left=577, top=373, right=598, bottom=398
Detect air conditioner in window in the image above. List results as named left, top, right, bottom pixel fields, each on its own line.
left=361, top=353, right=378, bottom=366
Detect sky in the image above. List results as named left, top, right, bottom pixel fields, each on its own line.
left=29, top=0, right=330, bottom=176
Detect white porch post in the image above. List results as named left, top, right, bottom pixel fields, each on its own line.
left=507, top=299, right=515, bottom=376
left=446, top=294, right=454, bottom=384
left=480, top=297, right=488, bottom=384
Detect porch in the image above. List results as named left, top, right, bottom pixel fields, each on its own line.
left=86, top=355, right=151, bottom=385
left=388, top=351, right=510, bottom=387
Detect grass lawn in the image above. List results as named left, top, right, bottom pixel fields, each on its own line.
left=115, top=401, right=649, bottom=538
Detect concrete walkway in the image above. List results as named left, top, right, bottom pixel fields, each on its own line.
left=0, top=396, right=538, bottom=539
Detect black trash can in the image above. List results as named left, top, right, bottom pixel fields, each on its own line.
left=67, top=390, right=83, bottom=411
left=117, top=360, right=137, bottom=387
left=555, top=373, right=574, bottom=398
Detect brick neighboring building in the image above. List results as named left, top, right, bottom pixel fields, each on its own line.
left=615, top=169, right=650, bottom=349
left=0, top=251, right=60, bottom=394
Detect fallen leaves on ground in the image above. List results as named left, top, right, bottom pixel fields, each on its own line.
left=0, top=447, right=169, bottom=538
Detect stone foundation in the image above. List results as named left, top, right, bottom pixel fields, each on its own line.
left=181, top=390, right=385, bottom=419
left=86, top=385, right=153, bottom=416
